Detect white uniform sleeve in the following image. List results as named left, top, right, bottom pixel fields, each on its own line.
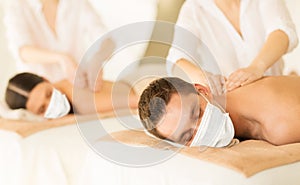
left=166, top=0, right=201, bottom=76
left=4, top=0, right=34, bottom=60
left=80, top=0, right=107, bottom=46
left=259, top=0, right=298, bottom=52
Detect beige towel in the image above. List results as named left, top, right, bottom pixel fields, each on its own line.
left=101, top=130, right=300, bottom=177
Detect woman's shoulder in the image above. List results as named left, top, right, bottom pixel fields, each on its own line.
left=53, top=80, right=73, bottom=90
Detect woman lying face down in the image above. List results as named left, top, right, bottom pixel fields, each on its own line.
left=5, top=73, right=139, bottom=118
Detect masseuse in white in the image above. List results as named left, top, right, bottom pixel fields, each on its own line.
left=4, top=0, right=113, bottom=91
left=167, top=0, right=298, bottom=91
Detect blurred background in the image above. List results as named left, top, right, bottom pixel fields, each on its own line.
left=0, top=0, right=299, bottom=99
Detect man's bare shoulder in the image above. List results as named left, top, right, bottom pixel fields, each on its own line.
left=229, top=76, right=300, bottom=145
left=228, top=76, right=300, bottom=95
left=256, top=76, right=300, bottom=86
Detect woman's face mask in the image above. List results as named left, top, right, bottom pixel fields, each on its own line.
left=44, top=88, right=71, bottom=119
left=189, top=94, right=235, bottom=147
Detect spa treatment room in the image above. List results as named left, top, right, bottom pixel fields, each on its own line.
left=0, top=0, right=300, bottom=184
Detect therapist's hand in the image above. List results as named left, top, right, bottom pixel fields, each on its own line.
left=86, top=55, right=104, bottom=92
left=87, top=66, right=103, bottom=92
left=73, top=67, right=88, bottom=89
left=86, top=38, right=115, bottom=92
left=205, top=72, right=226, bottom=96
left=226, top=66, right=264, bottom=91
left=58, top=54, right=79, bottom=84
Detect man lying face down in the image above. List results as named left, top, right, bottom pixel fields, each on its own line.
left=5, top=73, right=138, bottom=119
left=138, top=76, right=300, bottom=147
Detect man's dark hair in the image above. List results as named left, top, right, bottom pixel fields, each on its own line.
left=138, top=77, right=197, bottom=139
left=5, top=72, right=44, bottom=109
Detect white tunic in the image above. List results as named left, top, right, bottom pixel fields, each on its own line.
left=4, top=0, right=106, bottom=82
left=167, top=0, right=298, bottom=77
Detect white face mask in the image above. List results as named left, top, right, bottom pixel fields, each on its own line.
left=44, top=88, right=71, bottom=119
left=189, top=94, right=235, bottom=147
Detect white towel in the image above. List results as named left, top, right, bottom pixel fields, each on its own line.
left=0, top=101, right=45, bottom=121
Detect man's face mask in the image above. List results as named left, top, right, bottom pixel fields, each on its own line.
left=44, top=88, right=71, bottom=119
left=189, top=94, right=235, bottom=147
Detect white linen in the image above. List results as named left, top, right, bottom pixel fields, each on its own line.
left=77, top=117, right=300, bottom=185
left=0, top=130, right=23, bottom=185
left=0, top=124, right=88, bottom=185
left=4, top=0, right=106, bottom=82
left=21, top=123, right=90, bottom=185
left=166, top=0, right=298, bottom=77
left=0, top=131, right=70, bottom=185
left=0, top=101, right=44, bottom=121
left=80, top=150, right=300, bottom=185
left=1, top=116, right=300, bottom=185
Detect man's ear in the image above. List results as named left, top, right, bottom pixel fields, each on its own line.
left=194, top=84, right=210, bottom=94
left=194, top=84, right=213, bottom=100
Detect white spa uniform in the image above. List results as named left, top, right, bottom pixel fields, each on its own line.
left=4, top=0, right=106, bottom=82
left=166, top=0, right=298, bottom=77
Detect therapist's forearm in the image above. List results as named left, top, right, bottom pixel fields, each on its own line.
left=19, top=45, right=67, bottom=65
left=250, top=30, right=289, bottom=72
left=176, top=58, right=208, bottom=84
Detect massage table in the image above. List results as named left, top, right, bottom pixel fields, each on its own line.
left=2, top=115, right=299, bottom=185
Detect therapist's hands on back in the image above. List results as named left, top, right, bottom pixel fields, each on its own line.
left=69, top=38, right=115, bottom=91
left=55, top=52, right=92, bottom=91
left=87, top=62, right=104, bottom=92
left=56, top=53, right=93, bottom=90
left=86, top=38, right=115, bottom=92
left=225, top=64, right=264, bottom=91
left=57, top=54, right=79, bottom=84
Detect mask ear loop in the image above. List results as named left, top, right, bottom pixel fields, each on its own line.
left=198, top=92, right=209, bottom=103
left=198, top=92, right=226, bottom=113
left=7, top=84, right=29, bottom=98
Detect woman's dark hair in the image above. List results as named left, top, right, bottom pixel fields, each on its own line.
left=5, top=72, right=44, bottom=109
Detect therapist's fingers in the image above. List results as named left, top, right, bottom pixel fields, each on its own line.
left=207, top=74, right=226, bottom=95
left=59, top=54, right=80, bottom=84
left=93, top=71, right=103, bottom=92
left=226, top=68, right=264, bottom=91
left=98, top=38, right=115, bottom=61
left=226, top=70, right=247, bottom=91
left=88, top=73, right=96, bottom=92
left=74, top=69, right=87, bottom=89
left=88, top=69, right=103, bottom=92
left=239, top=73, right=261, bottom=87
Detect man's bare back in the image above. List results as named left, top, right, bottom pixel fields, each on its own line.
left=226, top=76, right=300, bottom=145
